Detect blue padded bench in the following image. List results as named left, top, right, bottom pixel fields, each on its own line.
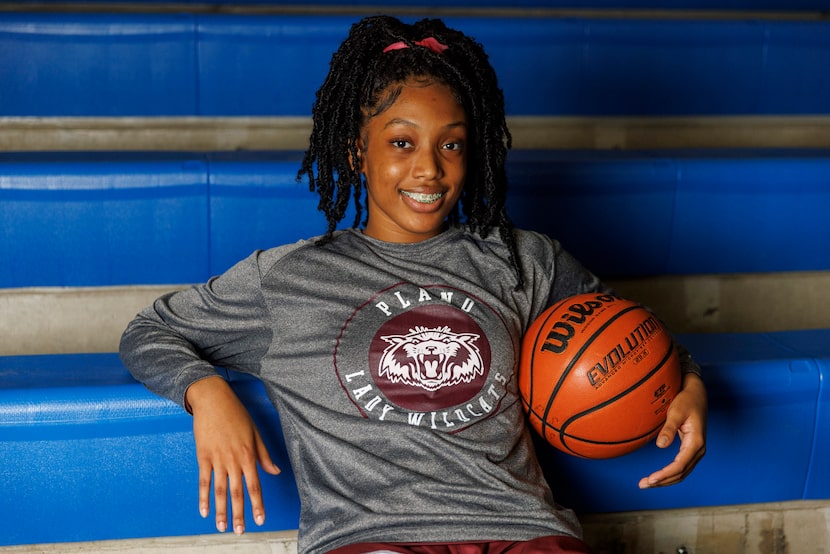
left=2, top=149, right=829, bottom=288
left=0, top=151, right=315, bottom=287
left=545, top=329, right=830, bottom=513
left=2, top=329, right=829, bottom=546
left=0, top=353, right=300, bottom=546
left=2, top=14, right=830, bottom=117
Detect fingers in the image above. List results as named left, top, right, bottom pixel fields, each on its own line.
left=257, top=432, right=282, bottom=477
left=246, top=474, right=265, bottom=528
left=197, top=432, right=280, bottom=534
left=639, top=372, right=707, bottom=489
left=188, top=378, right=281, bottom=534
left=199, top=461, right=212, bottom=521
left=654, top=416, right=679, bottom=449
left=212, top=468, right=230, bottom=533
left=638, top=443, right=706, bottom=489
left=228, top=470, right=247, bottom=535
left=250, top=433, right=281, bottom=527
left=639, top=414, right=706, bottom=489
left=201, top=457, right=271, bottom=534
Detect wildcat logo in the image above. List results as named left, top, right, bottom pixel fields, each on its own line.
left=378, top=326, right=484, bottom=392
left=336, top=284, right=507, bottom=429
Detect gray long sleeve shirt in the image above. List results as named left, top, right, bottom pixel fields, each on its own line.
left=120, top=226, right=678, bottom=552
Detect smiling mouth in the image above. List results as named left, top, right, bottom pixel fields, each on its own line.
left=401, top=190, right=445, bottom=204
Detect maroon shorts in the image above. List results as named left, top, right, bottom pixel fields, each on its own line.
left=327, top=535, right=591, bottom=554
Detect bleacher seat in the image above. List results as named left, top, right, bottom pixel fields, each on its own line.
left=3, top=14, right=830, bottom=117
left=0, top=353, right=301, bottom=546
left=3, top=149, right=829, bottom=288
left=3, top=328, right=829, bottom=545
left=542, top=329, right=830, bottom=513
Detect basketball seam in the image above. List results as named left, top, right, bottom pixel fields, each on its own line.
left=523, top=295, right=575, bottom=427
left=558, top=339, right=674, bottom=456
left=540, top=303, right=641, bottom=440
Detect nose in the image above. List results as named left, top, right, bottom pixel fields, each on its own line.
left=413, top=147, right=443, bottom=181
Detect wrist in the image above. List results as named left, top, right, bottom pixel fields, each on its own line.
left=680, top=371, right=707, bottom=403
left=184, top=375, right=229, bottom=414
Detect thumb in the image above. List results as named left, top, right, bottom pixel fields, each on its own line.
left=656, top=417, right=679, bottom=449
left=255, top=432, right=281, bottom=475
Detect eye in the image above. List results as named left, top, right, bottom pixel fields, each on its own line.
left=442, top=140, right=464, bottom=152
left=390, top=139, right=412, bottom=149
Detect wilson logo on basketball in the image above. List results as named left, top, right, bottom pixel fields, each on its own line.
left=540, top=294, right=620, bottom=355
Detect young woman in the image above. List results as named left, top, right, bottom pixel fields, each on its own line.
left=120, top=15, right=706, bottom=554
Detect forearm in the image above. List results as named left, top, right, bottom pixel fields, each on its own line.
left=680, top=371, right=707, bottom=408
left=120, top=257, right=271, bottom=408
left=119, top=304, right=221, bottom=409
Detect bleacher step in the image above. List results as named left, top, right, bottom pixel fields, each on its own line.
left=4, top=115, right=830, bottom=152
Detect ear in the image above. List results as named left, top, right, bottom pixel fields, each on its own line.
left=350, top=137, right=366, bottom=172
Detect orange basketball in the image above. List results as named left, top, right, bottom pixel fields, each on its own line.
left=519, top=293, right=681, bottom=459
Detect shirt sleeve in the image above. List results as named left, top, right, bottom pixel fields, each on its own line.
left=546, top=240, right=609, bottom=305
left=545, top=237, right=702, bottom=378
left=119, top=250, right=274, bottom=409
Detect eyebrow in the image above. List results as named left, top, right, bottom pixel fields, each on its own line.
left=383, top=118, right=467, bottom=131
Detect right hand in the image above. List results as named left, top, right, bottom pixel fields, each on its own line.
left=185, top=376, right=281, bottom=534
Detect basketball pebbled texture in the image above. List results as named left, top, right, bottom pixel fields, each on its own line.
left=520, top=293, right=681, bottom=459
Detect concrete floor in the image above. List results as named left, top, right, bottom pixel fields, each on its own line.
left=0, top=501, right=827, bottom=554
left=581, top=500, right=830, bottom=554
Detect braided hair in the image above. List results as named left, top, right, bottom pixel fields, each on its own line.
left=298, top=15, right=523, bottom=288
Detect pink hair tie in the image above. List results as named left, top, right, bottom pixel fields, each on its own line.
left=383, top=36, right=449, bottom=54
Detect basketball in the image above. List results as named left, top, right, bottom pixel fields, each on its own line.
left=519, top=293, right=681, bottom=459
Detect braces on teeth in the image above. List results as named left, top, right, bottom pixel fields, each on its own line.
left=402, top=191, right=444, bottom=203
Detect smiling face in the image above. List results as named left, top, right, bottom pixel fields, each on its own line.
left=358, top=78, right=468, bottom=243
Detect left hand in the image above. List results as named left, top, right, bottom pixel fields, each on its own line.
left=639, top=372, right=707, bottom=489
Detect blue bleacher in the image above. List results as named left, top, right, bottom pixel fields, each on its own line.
left=2, top=149, right=829, bottom=288
left=2, top=332, right=829, bottom=543
left=543, top=329, right=830, bottom=513
left=3, top=14, right=830, bottom=117
left=0, top=353, right=301, bottom=545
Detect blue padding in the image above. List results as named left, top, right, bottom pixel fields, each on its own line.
left=208, top=151, right=329, bottom=275
left=506, top=149, right=830, bottom=277
left=537, top=330, right=830, bottom=514
left=809, top=357, right=830, bottom=499
left=208, top=151, right=360, bottom=275
left=668, top=155, right=830, bottom=275
left=0, top=14, right=197, bottom=116
left=507, top=151, right=678, bottom=277
left=0, top=153, right=209, bottom=287
left=0, top=353, right=300, bottom=547
left=3, top=14, right=830, bottom=116
left=1, top=330, right=828, bottom=545
left=477, top=17, right=830, bottom=117
left=3, top=150, right=830, bottom=287
left=197, top=17, right=340, bottom=117
left=763, top=330, right=830, bottom=500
